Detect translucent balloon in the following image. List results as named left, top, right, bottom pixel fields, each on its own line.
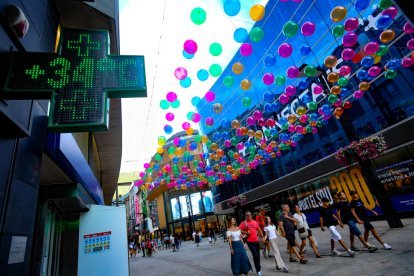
left=212, top=103, right=223, bottom=114
left=368, top=66, right=381, bottom=77
left=287, top=66, right=299, bottom=78
left=209, top=43, right=222, bottom=56
left=324, top=55, right=338, bottom=68
left=182, top=49, right=194, bottom=59
left=279, top=93, right=290, bottom=104
left=341, top=48, right=355, bottom=61
left=160, top=99, right=169, bottom=110
left=242, top=97, right=252, bottom=107
left=171, top=99, right=180, bottom=108
left=253, top=110, right=263, bottom=120
left=250, top=4, right=265, bottom=21
left=330, top=6, right=347, bottom=22
left=223, top=0, right=241, bottom=16
left=180, top=77, right=191, bottom=88
left=357, top=69, right=368, bottom=80
left=301, top=21, right=316, bottom=36
left=359, top=82, right=370, bottom=91
left=190, top=7, right=206, bottom=25
left=401, top=57, right=414, bottom=68
left=342, top=32, right=358, bottom=47
left=338, top=77, right=348, bottom=87
left=354, top=90, right=364, bottom=99
left=285, top=85, right=296, bottom=96
left=205, top=91, right=216, bottom=102
left=376, top=45, right=388, bottom=56
left=361, top=56, right=374, bottom=68
left=205, top=117, right=214, bottom=126
left=300, top=45, right=311, bottom=55
left=174, top=67, right=187, bottom=80
left=278, top=43, right=293, bottom=58
left=231, top=120, right=241, bottom=129
left=223, top=75, right=234, bottom=87
left=249, top=27, right=264, bottom=42
left=298, top=79, right=308, bottom=90
left=327, top=72, right=339, bottom=83
left=352, top=52, right=364, bottom=63
left=407, top=38, right=414, bottom=50
left=234, top=28, right=248, bottom=43
left=403, top=22, right=414, bottom=34
left=378, top=0, right=393, bottom=10
left=331, top=85, right=341, bottom=95
left=164, top=124, right=173, bottom=134
left=165, top=112, right=175, bottom=121
left=183, top=39, right=198, bottom=54
left=328, top=94, right=338, bottom=104
left=382, top=6, right=398, bottom=18
left=282, top=21, right=299, bottom=37
left=240, top=79, right=251, bottom=90
left=296, top=106, right=307, bottom=115
left=332, top=25, right=345, bottom=37
left=313, top=85, right=323, bottom=94
left=191, top=96, right=201, bottom=106
left=166, top=91, right=177, bottom=102
left=304, top=65, right=316, bottom=77
left=380, top=29, right=395, bottom=43
left=240, top=43, right=253, bottom=56
left=376, top=15, right=392, bottom=30
left=158, top=136, right=166, bottom=146
left=197, top=69, right=209, bottom=81
left=344, top=17, right=359, bottom=31
left=275, top=75, right=286, bottom=86
left=182, top=122, right=191, bottom=130
left=232, top=62, right=244, bottom=74
left=384, top=69, right=397, bottom=79
left=191, top=112, right=201, bottom=123
left=263, top=54, right=276, bottom=67
left=262, top=73, right=275, bottom=85
left=354, top=0, right=370, bottom=12
left=209, top=64, right=222, bottom=77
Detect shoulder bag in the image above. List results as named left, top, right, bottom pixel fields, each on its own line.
left=297, top=214, right=309, bottom=239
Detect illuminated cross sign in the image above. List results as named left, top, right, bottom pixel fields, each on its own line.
left=2, top=28, right=146, bottom=132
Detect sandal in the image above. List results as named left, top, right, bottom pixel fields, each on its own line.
left=316, top=254, right=322, bottom=258
left=299, top=258, right=308, bottom=264
left=289, top=258, right=298, bottom=262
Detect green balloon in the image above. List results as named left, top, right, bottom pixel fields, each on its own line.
left=264, top=129, right=271, bottom=138
left=385, top=69, right=397, bottom=79
left=332, top=25, right=345, bottom=37
left=187, top=111, right=194, bottom=120
left=275, top=75, right=286, bottom=86
left=242, top=97, right=252, bottom=107
left=304, top=65, right=316, bottom=77
left=281, top=124, right=289, bottom=130
left=171, top=99, right=180, bottom=108
left=190, top=7, right=206, bottom=25
left=155, top=154, right=162, bottom=161
left=209, top=43, right=222, bottom=56
left=223, top=75, right=234, bottom=87
left=282, top=21, right=299, bottom=37
left=378, top=0, right=393, bottom=10
left=306, top=126, right=312, bottom=133
left=160, top=99, right=169, bottom=110
left=194, top=135, right=202, bottom=143
left=338, top=77, right=348, bottom=87
left=209, top=64, right=222, bottom=77
left=316, top=121, right=324, bottom=128
left=376, top=45, right=388, bottom=56
left=308, top=101, right=318, bottom=111
left=249, top=27, right=264, bottom=42
left=328, top=94, right=338, bottom=104
left=230, top=137, right=238, bottom=146
left=168, top=147, right=175, bottom=154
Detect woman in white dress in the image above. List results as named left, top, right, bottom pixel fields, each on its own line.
left=264, top=216, right=289, bottom=273
left=227, top=217, right=252, bottom=276
left=293, top=205, right=321, bottom=258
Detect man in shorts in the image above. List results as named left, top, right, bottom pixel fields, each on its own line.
left=320, top=197, right=355, bottom=257
left=336, top=191, right=378, bottom=252
left=278, top=204, right=308, bottom=264
left=349, top=191, right=391, bottom=250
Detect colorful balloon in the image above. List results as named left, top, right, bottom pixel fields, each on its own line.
left=278, top=43, right=293, bottom=58
left=205, top=117, right=214, bottom=126
left=354, top=90, right=364, bottom=99
left=279, top=93, right=290, bottom=104
left=301, top=21, right=316, bottom=36
left=171, top=99, right=180, bottom=108
left=354, top=0, right=370, bottom=12
left=191, top=96, right=201, bottom=106
left=223, top=75, right=234, bottom=87
left=382, top=6, right=398, bottom=18
left=282, top=21, right=299, bottom=37
left=240, top=79, right=251, bottom=90
left=330, top=6, right=347, bottom=22
left=209, top=43, right=222, bottom=56
left=174, top=67, right=187, bottom=80
left=249, top=27, right=264, bottom=42
left=361, top=56, right=374, bottom=68
left=160, top=99, right=169, bottom=110
left=332, top=25, right=345, bottom=37
left=180, top=77, right=191, bottom=88
left=166, top=91, right=177, bottom=102
left=324, top=55, right=338, bottom=68
left=242, top=97, right=252, bottom=107
left=191, top=112, right=201, bottom=123
left=234, top=28, right=248, bottom=43
left=403, top=22, right=414, bottom=34
left=197, top=69, right=209, bottom=81
left=368, top=66, right=381, bottom=77
left=183, top=39, right=198, bottom=54
left=232, top=62, right=244, bottom=74
left=287, top=66, right=299, bottom=78
left=223, top=0, right=241, bottom=16
left=378, top=0, right=393, bottom=10
left=209, top=64, right=222, bottom=77
left=300, top=45, right=311, bottom=55
left=327, top=72, right=339, bottom=83
left=344, top=18, right=359, bottom=31
left=240, top=43, right=253, bottom=56
left=304, top=65, right=316, bottom=77
left=205, top=91, right=216, bottom=102
left=275, top=75, right=286, bottom=86
left=341, top=48, right=355, bottom=61
left=262, top=73, right=275, bottom=85
left=190, top=7, right=206, bottom=25
left=263, top=54, right=276, bottom=67
left=285, top=85, right=296, bottom=96
left=376, top=45, right=388, bottom=56
left=212, top=103, right=223, bottom=114
left=313, top=85, right=323, bottom=94
left=250, top=4, right=265, bottom=21
left=401, top=57, right=414, bottom=68
left=376, top=15, right=392, bottom=30
left=380, top=29, right=395, bottom=43
left=342, top=32, right=358, bottom=47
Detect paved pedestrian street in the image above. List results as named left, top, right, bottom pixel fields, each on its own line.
left=130, top=219, right=414, bottom=275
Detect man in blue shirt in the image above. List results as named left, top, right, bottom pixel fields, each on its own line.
left=199, top=191, right=214, bottom=213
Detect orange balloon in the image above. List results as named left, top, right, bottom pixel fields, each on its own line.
left=254, top=131, right=263, bottom=140
left=327, top=72, right=339, bottom=83
left=247, top=129, right=254, bottom=137
left=324, top=55, right=338, bottom=68
left=288, top=114, right=297, bottom=123
left=359, top=82, right=370, bottom=91
left=330, top=6, right=347, bottom=22
left=232, top=62, right=244, bottom=74
left=240, top=79, right=251, bottom=90
left=331, top=86, right=341, bottom=95
left=250, top=4, right=265, bottom=21
left=380, top=29, right=395, bottom=44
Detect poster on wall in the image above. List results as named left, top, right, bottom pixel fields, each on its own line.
left=83, top=231, right=111, bottom=254
left=201, top=191, right=215, bottom=213
left=170, top=198, right=181, bottom=220
left=190, top=192, right=201, bottom=215
left=179, top=195, right=189, bottom=218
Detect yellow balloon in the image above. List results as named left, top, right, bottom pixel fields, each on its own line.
left=254, top=130, right=263, bottom=140
left=327, top=72, right=339, bottom=83
left=374, top=55, right=382, bottom=64
left=175, top=147, right=183, bottom=156
left=330, top=6, right=347, bottom=22
left=287, top=114, right=297, bottom=124
left=250, top=4, right=265, bottom=21
left=240, top=79, right=251, bottom=90
left=232, top=62, right=244, bottom=74
left=331, top=86, right=341, bottom=95
left=210, top=143, right=218, bottom=151
left=185, top=127, right=194, bottom=135
left=324, top=55, right=338, bottom=69
left=157, top=147, right=164, bottom=154
left=296, top=106, right=307, bottom=115
left=231, top=119, right=241, bottom=129
left=380, top=29, right=395, bottom=44
left=201, top=135, right=209, bottom=143
left=247, top=129, right=254, bottom=137
left=359, top=81, right=370, bottom=91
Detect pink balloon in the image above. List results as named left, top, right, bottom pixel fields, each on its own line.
left=353, top=90, right=364, bottom=99
left=341, top=48, right=355, bottom=61
left=262, top=73, right=275, bottom=85
left=401, top=57, right=414, bottom=68
left=313, top=85, right=323, bottom=94
left=224, top=140, right=231, bottom=147
left=339, top=65, right=352, bottom=76
left=382, top=6, right=398, bottom=19
left=166, top=91, right=177, bottom=102
left=403, top=22, right=414, bottom=34
left=246, top=116, right=255, bottom=126
left=295, top=125, right=304, bottom=133
left=407, top=38, right=414, bottom=50
left=205, top=91, right=216, bottom=102
left=173, top=137, right=180, bottom=146
left=287, top=66, right=299, bottom=78
left=205, top=117, right=214, bottom=126
left=288, top=124, right=295, bottom=133
left=285, top=85, right=296, bottom=96
left=368, top=66, right=381, bottom=77
left=257, top=118, right=266, bottom=127
left=278, top=43, right=293, bottom=58
left=165, top=112, right=175, bottom=121
left=342, top=32, right=358, bottom=47
left=344, top=18, right=359, bottom=31
left=182, top=122, right=191, bottom=130
left=184, top=39, right=198, bottom=54
left=191, top=113, right=201, bottom=123
left=174, top=67, right=187, bottom=80
left=240, top=43, right=253, bottom=56
left=364, top=42, right=379, bottom=55
left=144, top=163, right=150, bottom=169
left=279, top=93, right=290, bottom=104
left=253, top=110, right=263, bottom=120
left=237, top=142, right=244, bottom=150
left=139, top=172, right=145, bottom=178
left=299, top=114, right=308, bottom=123
left=301, top=21, right=316, bottom=36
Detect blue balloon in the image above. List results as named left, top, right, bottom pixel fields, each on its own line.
left=300, top=45, right=311, bottom=56
left=355, top=0, right=370, bottom=12
left=221, top=119, right=231, bottom=128
left=264, top=54, right=276, bottom=67
left=270, top=128, right=278, bottom=137
left=203, top=153, right=210, bottom=160
left=279, top=117, right=288, bottom=125
left=197, top=69, right=209, bottom=81
left=387, top=59, right=401, bottom=70
left=357, top=69, right=368, bottom=80
left=244, top=141, right=251, bottom=148
left=301, top=94, right=311, bottom=104
left=172, top=156, right=179, bottom=163
left=182, top=49, right=194, bottom=59
left=221, top=131, right=230, bottom=140
left=309, top=113, right=318, bottom=121
left=263, top=91, right=274, bottom=102
left=264, top=103, right=273, bottom=113
left=213, top=132, right=221, bottom=141
left=340, top=88, right=349, bottom=97
left=298, top=79, right=308, bottom=90
left=361, top=56, right=374, bottom=68
left=376, top=15, right=392, bottom=30
left=179, top=139, right=186, bottom=147
left=271, top=102, right=280, bottom=111
left=321, top=104, right=331, bottom=114
left=180, top=77, right=191, bottom=88
left=153, top=164, right=160, bottom=170
left=191, top=96, right=201, bottom=106
left=234, top=28, right=248, bottom=43
left=224, top=0, right=241, bottom=16
left=164, top=125, right=173, bottom=134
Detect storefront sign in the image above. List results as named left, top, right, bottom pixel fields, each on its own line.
left=8, top=236, right=27, bottom=264
left=297, top=186, right=333, bottom=211
left=83, top=231, right=111, bottom=254
left=3, top=28, right=146, bottom=132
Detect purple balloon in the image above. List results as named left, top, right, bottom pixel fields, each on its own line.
left=341, top=48, right=355, bottom=61
left=205, top=117, right=214, bottom=126
left=342, top=32, right=358, bottom=47
left=246, top=116, right=255, bottom=126
left=166, top=91, right=177, bottom=102
left=174, top=67, right=187, bottom=80
left=364, top=41, right=379, bottom=55
left=279, top=93, right=290, bottom=104
left=382, top=6, right=398, bottom=19
left=205, top=91, right=216, bottom=102
left=278, top=43, right=293, bottom=58
left=191, top=113, right=201, bottom=123
left=285, top=85, right=296, bottom=96
left=286, top=66, right=300, bottom=78
left=407, top=38, right=414, bottom=50
left=368, top=66, right=381, bottom=77
left=354, top=90, right=364, bottom=99
left=165, top=112, right=175, bottom=121
left=240, top=43, right=253, bottom=56
left=184, top=39, right=198, bottom=54
left=403, top=22, right=414, bottom=34
left=313, top=85, right=323, bottom=94
left=262, top=73, right=275, bottom=85
left=301, top=21, right=316, bottom=36
left=344, top=17, right=359, bottom=31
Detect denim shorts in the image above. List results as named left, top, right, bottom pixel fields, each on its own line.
left=347, top=219, right=362, bottom=236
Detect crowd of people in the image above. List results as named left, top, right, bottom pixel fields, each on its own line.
left=226, top=191, right=392, bottom=275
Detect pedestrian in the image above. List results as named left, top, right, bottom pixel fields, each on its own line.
left=192, top=230, right=196, bottom=241
left=256, top=208, right=271, bottom=259
left=264, top=216, right=289, bottom=273
left=227, top=217, right=252, bottom=276
left=146, top=239, right=152, bottom=257
left=209, top=227, right=216, bottom=246
left=293, top=205, right=322, bottom=258
left=141, top=239, right=146, bottom=257
left=239, top=210, right=265, bottom=276
left=319, top=197, right=355, bottom=257
left=129, top=241, right=136, bottom=258
left=195, top=229, right=201, bottom=247
left=174, top=234, right=180, bottom=251
left=221, top=226, right=228, bottom=242
left=336, top=191, right=379, bottom=252
left=278, top=204, right=308, bottom=264
left=170, top=234, right=176, bottom=252
left=198, top=230, right=203, bottom=243
left=349, top=191, right=391, bottom=250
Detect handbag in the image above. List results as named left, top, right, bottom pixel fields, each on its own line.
left=241, top=221, right=248, bottom=242
left=297, top=214, right=309, bottom=239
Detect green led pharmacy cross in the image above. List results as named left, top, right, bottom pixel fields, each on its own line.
left=2, top=28, right=147, bottom=132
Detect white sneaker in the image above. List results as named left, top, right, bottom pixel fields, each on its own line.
left=383, top=243, right=392, bottom=250
left=348, top=249, right=355, bottom=257
left=258, top=271, right=264, bottom=276
left=366, top=242, right=374, bottom=247
left=331, top=248, right=341, bottom=256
